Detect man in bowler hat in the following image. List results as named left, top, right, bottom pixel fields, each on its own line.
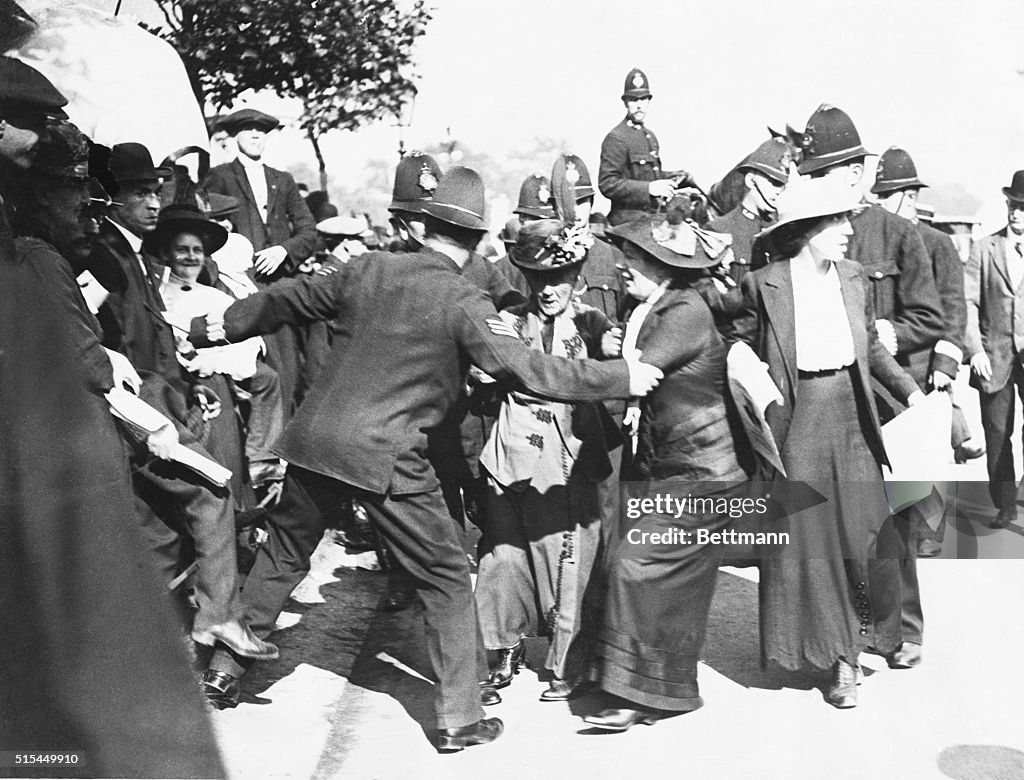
left=598, top=68, right=694, bottom=226
left=965, top=170, right=1024, bottom=530
left=189, top=166, right=664, bottom=750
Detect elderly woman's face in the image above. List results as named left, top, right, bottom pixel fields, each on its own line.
left=525, top=266, right=578, bottom=318
left=168, top=231, right=206, bottom=282
left=806, top=214, right=853, bottom=263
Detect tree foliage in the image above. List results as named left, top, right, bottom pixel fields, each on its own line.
left=145, top=0, right=431, bottom=136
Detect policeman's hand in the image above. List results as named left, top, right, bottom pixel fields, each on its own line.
left=930, top=370, right=954, bottom=392
left=254, top=245, right=288, bottom=275
left=875, top=318, right=898, bottom=356
left=906, top=390, right=926, bottom=407
left=623, top=406, right=641, bottom=436
left=602, top=326, right=623, bottom=357
left=485, top=317, right=518, bottom=339
left=181, top=350, right=219, bottom=378
left=193, top=385, right=222, bottom=421
left=648, top=179, right=676, bottom=200
left=624, top=350, right=663, bottom=396
left=104, top=347, right=142, bottom=394
left=970, top=351, right=993, bottom=382
left=205, top=310, right=227, bottom=343
left=146, top=422, right=179, bottom=460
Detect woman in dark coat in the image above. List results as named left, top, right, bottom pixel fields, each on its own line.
left=584, top=208, right=746, bottom=731
left=732, top=176, right=922, bottom=708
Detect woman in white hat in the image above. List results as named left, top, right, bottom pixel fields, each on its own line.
left=733, top=176, right=923, bottom=708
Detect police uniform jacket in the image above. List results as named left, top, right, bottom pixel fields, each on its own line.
left=964, top=227, right=1024, bottom=394
left=918, top=220, right=966, bottom=377
left=709, top=206, right=772, bottom=284
left=847, top=204, right=945, bottom=383
left=190, top=247, right=631, bottom=495
left=599, top=117, right=669, bottom=225
left=205, top=159, right=317, bottom=282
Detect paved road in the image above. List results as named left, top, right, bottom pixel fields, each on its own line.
left=210, top=525, right=1024, bottom=779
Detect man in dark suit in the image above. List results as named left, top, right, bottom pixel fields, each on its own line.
left=205, top=108, right=317, bottom=413
left=191, top=167, right=662, bottom=751
left=84, top=141, right=275, bottom=661
left=965, top=170, right=1024, bottom=529
left=598, top=68, right=694, bottom=226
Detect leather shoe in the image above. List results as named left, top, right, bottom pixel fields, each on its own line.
left=992, top=505, right=1016, bottom=529
left=540, top=678, right=576, bottom=702
left=200, top=669, right=239, bottom=709
left=887, top=641, right=922, bottom=669
left=437, top=717, right=504, bottom=752
left=826, top=658, right=861, bottom=709
left=191, top=619, right=279, bottom=660
left=479, top=681, right=501, bottom=706
left=953, top=440, right=985, bottom=464
left=583, top=706, right=664, bottom=732
left=487, top=640, right=526, bottom=689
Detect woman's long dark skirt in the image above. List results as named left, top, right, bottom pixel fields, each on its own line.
left=591, top=482, right=739, bottom=711
left=760, top=366, right=902, bottom=671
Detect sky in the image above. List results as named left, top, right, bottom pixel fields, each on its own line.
left=64, top=0, right=1024, bottom=224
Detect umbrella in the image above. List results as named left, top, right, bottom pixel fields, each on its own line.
left=10, top=1, right=208, bottom=163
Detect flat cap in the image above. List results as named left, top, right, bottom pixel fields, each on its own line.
left=0, top=57, right=68, bottom=119
left=218, top=108, right=281, bottom=135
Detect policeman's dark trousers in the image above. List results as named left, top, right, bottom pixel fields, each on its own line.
left=979, top=366, right=1024, bottom=510
left=209, top=466, right=486, bottom=730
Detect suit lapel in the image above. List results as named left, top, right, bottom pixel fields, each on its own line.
left=837, top=261, right=867, bottom=364
left=265, top=167, right=279, bottom=217
left=760, top=261, right=796, bottom=395
left=991, top=229, right=1015, bottom=291
left=231, top=159, right=259, bottom=211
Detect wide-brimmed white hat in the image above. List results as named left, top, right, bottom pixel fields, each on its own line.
left=756, top=176, right=864, bottom=239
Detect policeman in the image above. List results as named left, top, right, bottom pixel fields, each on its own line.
left=598, top=68, right=693, bottom=226
left=799, top=104, right=944, bottom=672
left=513, top=173, right=556, bottom=223
left=388, top=149, right=443, bottom=250
left=708, top=137, right=791, bottom=285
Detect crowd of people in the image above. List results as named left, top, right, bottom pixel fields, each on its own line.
left=3, top=53, right=1021, bottom=769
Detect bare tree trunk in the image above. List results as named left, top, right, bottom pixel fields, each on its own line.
left=308, top=128, right=327, bottom=191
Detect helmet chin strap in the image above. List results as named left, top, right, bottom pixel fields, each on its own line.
left=751, top=177, right=777, bottom=219
left=391, top=214, right=424, bottom=250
